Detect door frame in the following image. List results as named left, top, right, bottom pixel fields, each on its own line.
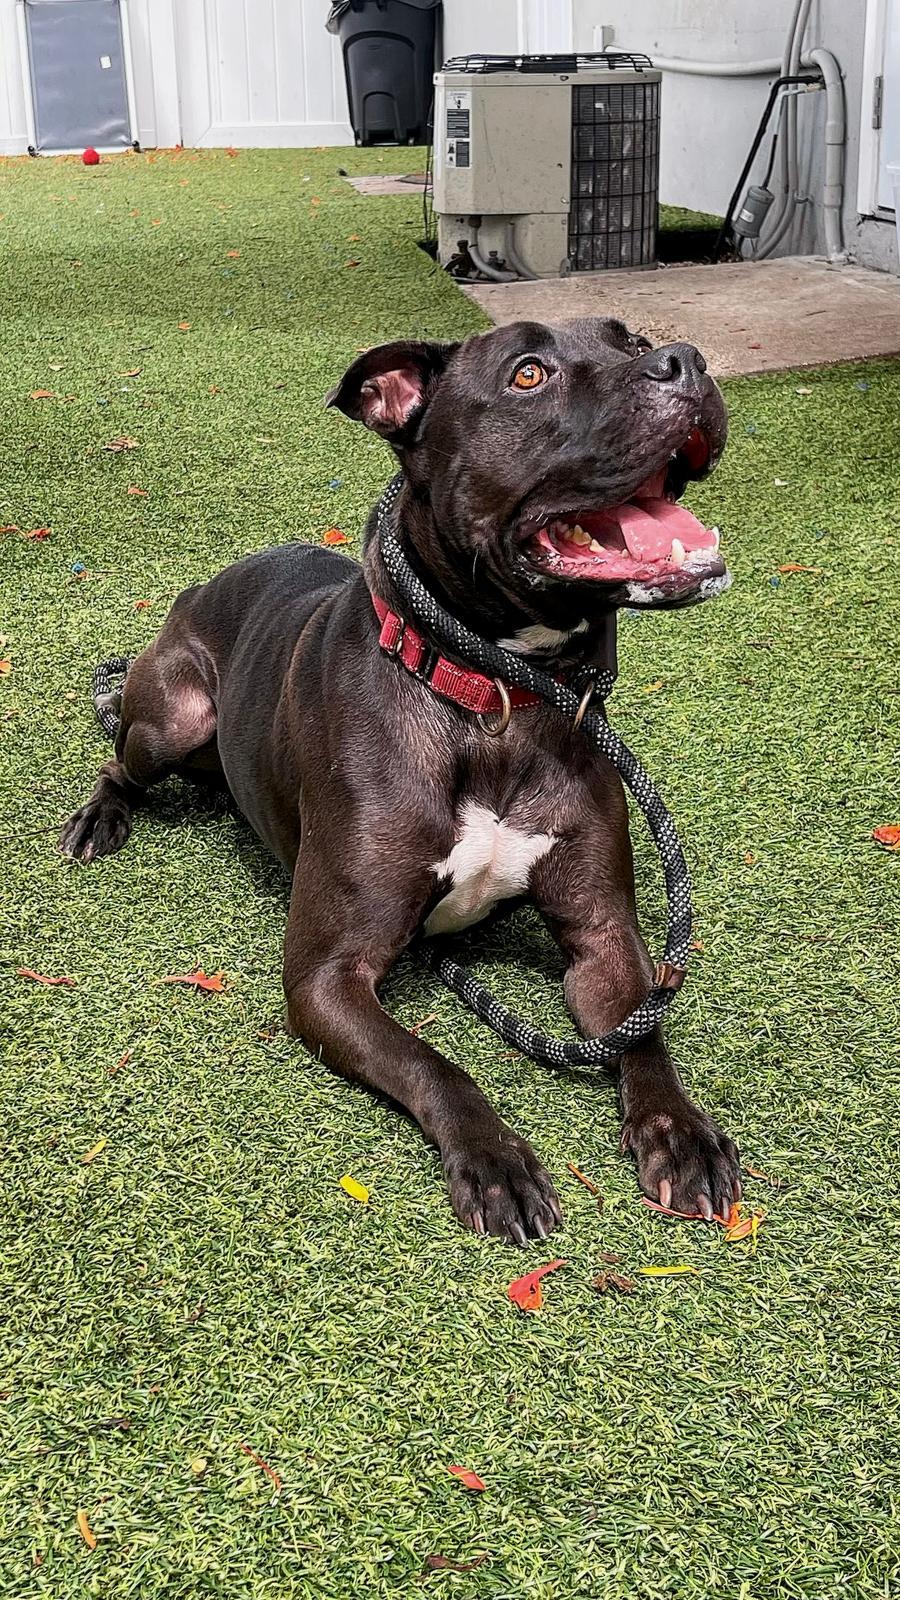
left=859, top=0, right=896, bottom=217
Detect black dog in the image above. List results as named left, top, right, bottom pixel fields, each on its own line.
left=61, top=318, right=740, bottom=1243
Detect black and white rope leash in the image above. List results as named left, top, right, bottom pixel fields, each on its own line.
left=91, top=475, right=694, bottom=1071
left=376, top=474, right=693, bottom=1069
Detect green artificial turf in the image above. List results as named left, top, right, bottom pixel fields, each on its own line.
left=659, top=203, right=722, bottom=232
left=1, top=147, right=899, bottom=1599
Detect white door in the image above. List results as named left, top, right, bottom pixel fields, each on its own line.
left=175, top=0, right=353, bottom=148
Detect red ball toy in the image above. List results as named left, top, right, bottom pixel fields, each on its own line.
left=82, top=147, right=100, bottom=165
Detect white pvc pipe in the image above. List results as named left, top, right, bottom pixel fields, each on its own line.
left=807, top=46, right=847, bottom=262
left=623, top=54, right=786, bottom=76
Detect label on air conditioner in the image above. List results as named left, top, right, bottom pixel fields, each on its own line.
left=445, top=89, right=471, bottom=169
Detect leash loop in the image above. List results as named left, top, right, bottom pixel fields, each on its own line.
left=376, top=473, right=694, bottom=1069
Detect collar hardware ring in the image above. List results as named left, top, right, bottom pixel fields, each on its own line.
left=572, top=679, right=595, bottom=731
left=477, top=678, right=512, bottom=737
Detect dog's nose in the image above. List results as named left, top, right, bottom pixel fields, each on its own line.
left=636, top=342, right=707, bottom=391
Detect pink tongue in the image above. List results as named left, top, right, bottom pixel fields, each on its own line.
left=616, top=497, right=713, bottom=561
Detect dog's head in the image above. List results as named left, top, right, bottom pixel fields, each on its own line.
left=327, top=318, right=728, bottom=638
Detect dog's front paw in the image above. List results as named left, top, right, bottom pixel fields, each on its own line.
left=622, top=1099, right=741, bottom=1222
left=443, top=1127, right=562, bottom=1245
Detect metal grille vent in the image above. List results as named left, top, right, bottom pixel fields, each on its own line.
left=569, top=79, right=660, bottom=271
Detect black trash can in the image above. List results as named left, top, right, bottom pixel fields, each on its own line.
left=326, top=0, right=440, bottom=145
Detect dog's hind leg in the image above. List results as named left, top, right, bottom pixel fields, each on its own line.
left=59, top=643, right=217, bottom=862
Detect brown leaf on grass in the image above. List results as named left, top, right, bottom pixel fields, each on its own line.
left=208, top=384, right=221, bottom=394
left=322, top=527, right=348, bottom=545
left=0, top=524, right=19, bottom=534
left=592, top=1270, right=637, bottom=1295
left=872, top=824, right=900, bottom=851
left=224, top=146, right=239, bottom=157
left=421, top=1552, right=489, bottom=1575
left=0, top=659, right=11, bottom=677
left=344, top=258, right=360, bottom=268
left=177, top=321, right=192, bottom=331
left=778, top=563, right=822, bottom=575
left=127, top=485, right=148, bottom=497
left=119, top=368, right=142, bottom=377
left=237, top=1441, right=282, bottom=1490
left=160, top=968, right=226, bottom=993
left=743, top=1162, right=781, bottom=1187
left=76, top=1509, right=97, bottom=1551
left=24, top=527, right=51, bottom=539
left=30, top=389, right=56, bottom=400
left=744, top=851, right=757, bottom=865
left=447, top=1465, right=486, bottom=1491
left=226, top=249, right=240, bottom=258
left=102, top=435, right=140, bottom=451
left=566, top=1161, right=601, bottom=1196
left=409, top=1012, right=438, bottom=1034
left=348, top=233, right=362, bottom=242
left=16, top=968, right=76, bottom=987
left=598, top=1250, right=622, bottom=1265
left=133, top=599, right=153, bottom=611
left=507, top=1257, right=567, bottom=1312
left=109, top=1050, right=132, bottom=1076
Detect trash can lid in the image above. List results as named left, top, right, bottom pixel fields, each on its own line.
left=327, top=0, right=440, bottom=33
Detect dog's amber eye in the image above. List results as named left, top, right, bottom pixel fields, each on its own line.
left=511, top=360, right=548, bottom=391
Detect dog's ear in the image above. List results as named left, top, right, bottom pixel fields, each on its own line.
left=325, top=340, right=459, bottom=439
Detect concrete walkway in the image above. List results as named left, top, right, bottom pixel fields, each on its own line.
left=464, top=257, right=900, bottom=377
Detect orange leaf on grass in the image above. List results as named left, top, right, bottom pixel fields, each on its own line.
left=16, top=968, right=75, bottom=987
left=76, top=1509, right=97, bottom=1551
left=0, top=659, right=11, bottom=676
left=102, top=436, right=139, bottom=452
left=30, top=389, right=56, bottom=400
left=872, top=824, right=900, bottom=851
left=322, top=527, right=348, bottom=546
left=724, top=1208, right=765, bottom=1243
left=507, top=1257, right=567, bottom=1312
left=226, top=249, right=240, bottom=258
left=24, top=527, right=51, bottom=539
left=778, top=564, right=822, bottom=574
left=0, top=524, right=19, bottom=534
left=177, top=321, right=192, bottom=331
left=447, top=1466, right=486, bottom=1492
left=159, top=969, right=226, bottom=993
left=119, top=368, right=142, bottom=377
left=133, top=599, right=153, bottom=611
left=127, top=485, right=148, bottom=497
left=224, top=146, right=239, bottom=157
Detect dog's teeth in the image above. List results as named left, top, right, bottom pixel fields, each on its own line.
left=670, top=537, right=686, bottom=568
left=570, top=525, right=591, bottom=546
left=589, top=539, right=603, bottom=554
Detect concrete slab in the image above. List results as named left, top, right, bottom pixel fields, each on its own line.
left=344, top=174, right=429, bottom=197
left=464, top=257, right=900, bottom=377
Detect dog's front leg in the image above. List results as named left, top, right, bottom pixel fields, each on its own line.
left=534, top=840, right=741, bottom=1221
left=283, top=846, right=561, bottom=1244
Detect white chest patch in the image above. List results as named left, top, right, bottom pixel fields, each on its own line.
left=424, top=802, right=556, bottom=936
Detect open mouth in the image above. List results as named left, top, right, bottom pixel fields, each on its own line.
left=523, top=427, right=727, bottom=603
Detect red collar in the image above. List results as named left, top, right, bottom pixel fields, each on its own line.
left=372, top=594, right=545, bottom=716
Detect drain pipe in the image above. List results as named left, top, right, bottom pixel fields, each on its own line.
left=806, top=46, right=845, bottom=262
left=469, top=222, right=518, bottom=282
left=505, top=222, right=540, bottom=281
